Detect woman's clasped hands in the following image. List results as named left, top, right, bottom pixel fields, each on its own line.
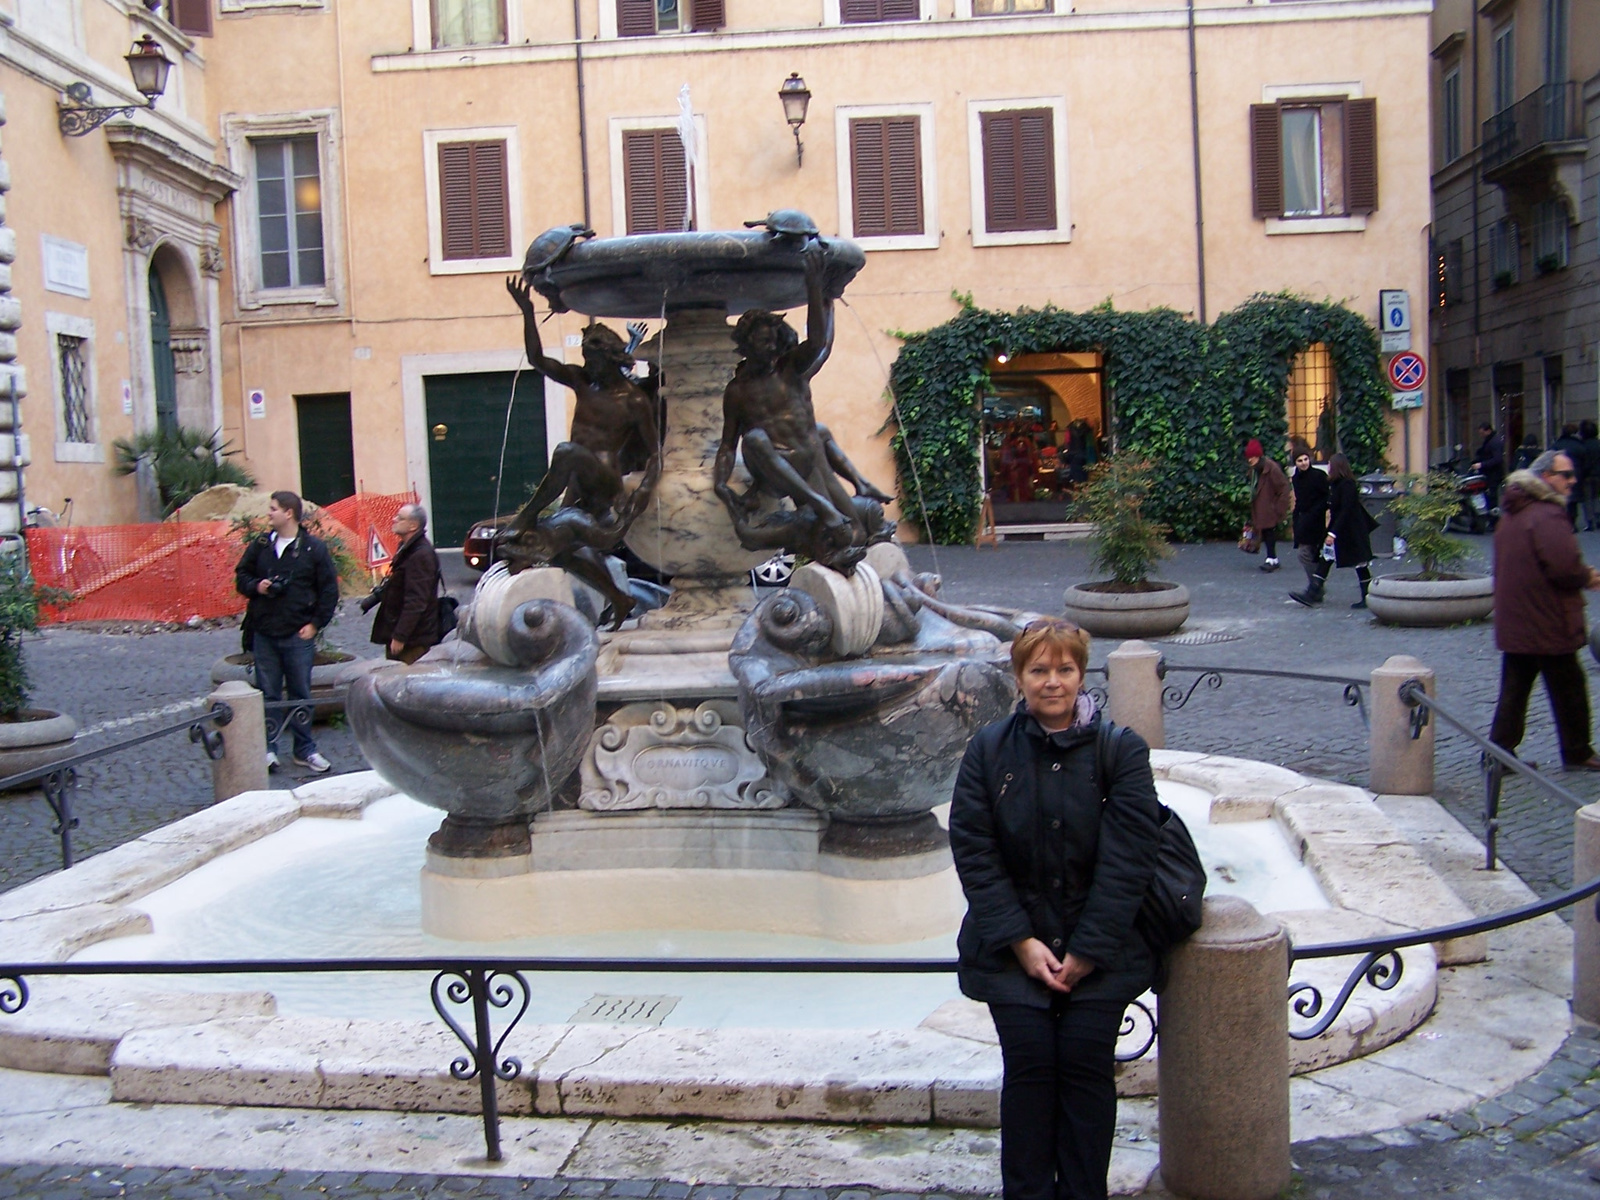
left=1012, top=937, right=1094, bottom=993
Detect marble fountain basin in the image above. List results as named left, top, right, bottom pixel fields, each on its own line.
left=0, top=754, right=1482, bottom=1124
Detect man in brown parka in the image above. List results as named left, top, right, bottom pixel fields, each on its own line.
left=1490, top=451, right=1600, bottom=770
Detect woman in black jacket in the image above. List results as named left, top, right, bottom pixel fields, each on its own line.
left=1288, top=442, right=1330, bottom=605
left=1304, top=453, right=1375, bottom=609
left=949, top=617, right=1162, bottom=1200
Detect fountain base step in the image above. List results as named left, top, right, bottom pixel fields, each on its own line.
left=419, top=861, right=965, bottom=943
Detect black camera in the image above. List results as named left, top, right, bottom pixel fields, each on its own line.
left=264, top=574, right=289, bottom=597
left=357, top=580, right=389, bottom=614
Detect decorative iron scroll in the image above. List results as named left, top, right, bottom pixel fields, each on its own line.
left=0, top=973, right=27, bottom=1015
left=1114, top=998, right=1157, bottom=1062
left=1342, top=682, right=1369, bottom=729
left=1162, top=670, right=1223, bottom=712
left=1286, top=949, right=1404, bottom=1041
left=430, top=967, right=531, bottom=1161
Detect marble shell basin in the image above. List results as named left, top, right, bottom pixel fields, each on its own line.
left=527, top=229, right=865, bottom=317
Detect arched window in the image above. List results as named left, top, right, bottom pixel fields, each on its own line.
left=1288, top=343, right=1338, bottom=458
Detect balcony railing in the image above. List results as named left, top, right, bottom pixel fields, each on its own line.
left=1482, top=81, right=1582, bottom=176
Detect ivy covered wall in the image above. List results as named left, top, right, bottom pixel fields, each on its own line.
left=887, top=293, right=1391, bottom=544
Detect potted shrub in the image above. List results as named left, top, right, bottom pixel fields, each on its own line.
left=1368, top=473, right=1493, bottom=627
left=209, top=509, right=384, bottom=717
left=1061, top=455, right=1190, bottom=637
left=0, top=554, right=76, bottom=784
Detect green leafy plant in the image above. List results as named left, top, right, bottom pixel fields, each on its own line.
left=1070, top=454, right=1173, bottom=587
left=1391, top=473, right=1475, bottom=580
left=112, top=427, right=256, bottom=517
left=0, top=555, right=68, bottom=719
left=887, top=293, right=1390, bottom=544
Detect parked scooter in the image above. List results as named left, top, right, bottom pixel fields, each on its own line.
left=1432, top=448, right=1493, bottom=534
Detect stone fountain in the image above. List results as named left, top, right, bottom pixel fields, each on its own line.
left=348, top=217, right=1021, bottom=941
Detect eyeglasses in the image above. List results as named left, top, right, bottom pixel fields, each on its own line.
left=1554, top=470, right=1578, bottom=480
left=1023, top=617, right=1082, bottom=635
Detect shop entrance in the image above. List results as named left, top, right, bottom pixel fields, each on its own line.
left=980, top=351, right=1106, bottom=532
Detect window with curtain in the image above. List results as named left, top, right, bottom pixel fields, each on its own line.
left=972, top=0, right=1051, bottom=14
left=433, top=0, right=507, bottom=48
left=253, top=135, right=325, bottom=289
left=1250, top=98, right=1377, bottom=220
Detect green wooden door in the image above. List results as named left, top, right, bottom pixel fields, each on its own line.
left=148, top=270, right=177, bottom=436
left=424, top=371, right=548, bottom=546
left=295, top=392, right=356, bottom=505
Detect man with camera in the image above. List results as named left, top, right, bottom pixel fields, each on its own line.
left=364, top=503, right=442, bottom=664
left=235, top=491, right=340, bottom=774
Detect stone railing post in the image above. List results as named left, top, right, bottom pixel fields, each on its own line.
left=1369, top=654, right=1434, bottom=796
left=208, top=680, right=267, bottom=801
left=1158, top=895, right=1290, bottom=1200
left=1575, top=804, right=1600, bottom=1023
left=1106, top=639, right=1164, bottom=749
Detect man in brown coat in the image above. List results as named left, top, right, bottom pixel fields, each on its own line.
left=1490, top=451, right=1600, bottom=770
left=1246, top=438, right=1292, bottom=572
left=369, top=504, right=442, bottom=664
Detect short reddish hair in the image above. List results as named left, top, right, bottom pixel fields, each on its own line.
left=1011, top=617, right=1090, bottom=676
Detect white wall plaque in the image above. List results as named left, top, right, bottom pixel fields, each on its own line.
left=41, top=236, right=88, bottom=299
left=247, top=388, right=267, bottom=419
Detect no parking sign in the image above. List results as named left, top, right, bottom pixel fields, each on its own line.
left=1387, top=352, right=1427, bottom=391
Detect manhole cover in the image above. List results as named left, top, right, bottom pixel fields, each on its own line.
left=569, top=994, right=680, bottom=1026
left=1159, top=630, right=1242, bottom=646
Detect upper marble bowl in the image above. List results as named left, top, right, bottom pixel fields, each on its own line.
left=526, top=228, right=866, bottom=317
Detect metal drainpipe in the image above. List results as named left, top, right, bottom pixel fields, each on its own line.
left=1470, top=11, right=1482, bottom=381
left=1187, top=0, right=1208, bottom=325
left=573, top=0, right=593, bottom=231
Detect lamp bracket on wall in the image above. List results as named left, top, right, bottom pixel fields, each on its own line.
left=58, top=84, right=142, bottom=138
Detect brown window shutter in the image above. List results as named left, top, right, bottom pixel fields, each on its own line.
left=850, top=120, right=888, bottom=236
left=617, top=0, right=657, bottom=37
left=1344, top=98, right=1378, bottom=215
left=439, top=141, right=509, bottom=260
left=439, top=143, right=477, bottom=260
left=689, top=0, right=726, bottom=30
left=170, top=0, right=212, bottom=36
left=624, top=130, right=691, bottom=234
left=840, top=0, right=878, bottom=21
left=851, top=117, right=921, bottom=237
left=885, top=118, right=922, bottom=234
left=1250, top=103, right=1282, bottom=219
left=982, top=109, right=1056, bottom=233
left=472, top=141, right=510, bottom=258
left=881, top=0, right=920, bottom=18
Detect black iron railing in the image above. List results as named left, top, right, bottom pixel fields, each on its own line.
left=0, top=703, right=234, bottom=869
left=1482, top=82, right=1581, bottom=175
left=1084, top=661, right=1369, bottom=727
left=1397, top=679, right=1586, bottom=871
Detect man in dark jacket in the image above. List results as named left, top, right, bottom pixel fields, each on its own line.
left=1580, top=420, right=1600, bottom=531
left=1489, top=453, right=1600, bottom=770
left=1470, top=421, right=1504, bottom=525
left=235, top=491, right=340, bottom=773
left=370, top=504, right=441, bottom=664
left=1288, top=444, right=1329, bottom=599
left=1554, top=424, right=1588, bottom=529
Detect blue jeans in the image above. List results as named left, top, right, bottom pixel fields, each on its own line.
left=253, top=632, right=317, bottom=758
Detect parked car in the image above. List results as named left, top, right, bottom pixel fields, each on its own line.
left=462, top=516, right=511, bottom=573
left=750, top=551, right=796, bottom=588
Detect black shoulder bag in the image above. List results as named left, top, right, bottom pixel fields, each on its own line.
left=1095, top=721, right=1207, bottom=962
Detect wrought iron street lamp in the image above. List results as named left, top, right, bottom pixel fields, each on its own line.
left=58, top=35, right=173, bottom=137
left=779, top=73, right=811, bottom=167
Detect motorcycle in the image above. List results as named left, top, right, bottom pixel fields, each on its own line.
left=1432, top=449, right=1493, bottom=534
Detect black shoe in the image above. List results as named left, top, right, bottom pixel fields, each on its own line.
left=1290, top=590, right=1317, bottom=607
left=1351, top=599, right=1368, bottom=609
left=1259, top=558, right=1281, bottom=572
left=1564, top=756, right=1600, bottom=773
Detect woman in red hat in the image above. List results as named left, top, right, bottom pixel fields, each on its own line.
left=1245, top=438, right=1292, bottom=572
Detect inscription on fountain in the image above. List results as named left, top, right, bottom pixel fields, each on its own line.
left=581, top=700, right=783, bottom=810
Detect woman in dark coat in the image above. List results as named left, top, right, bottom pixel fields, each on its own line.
left=949, top=617, right=1162, bottom=1200
left=1310, top=453, right=1376, bottom=609
left=1288, top=442, right=1329, bottom=604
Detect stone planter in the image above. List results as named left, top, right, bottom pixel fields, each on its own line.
left=0, top=708, right=77, bottom=790
left=210, top=651, right=385, bottom=720
left=1061, top=581, right=1190, bottom=638
left=1367, top=575, right=1493, bottom=628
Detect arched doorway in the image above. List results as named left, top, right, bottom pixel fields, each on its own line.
left=148, top=268, right=178, bottom=437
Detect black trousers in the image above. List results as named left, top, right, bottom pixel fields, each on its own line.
left=1261, top=530, right=1277, bottom=559
left=1490, top=652, right=1595, bottom=765
left=989, top=998, right=1127, bottom=1200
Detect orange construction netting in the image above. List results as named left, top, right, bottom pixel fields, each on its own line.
left=27, top=490, right=418, bottom=624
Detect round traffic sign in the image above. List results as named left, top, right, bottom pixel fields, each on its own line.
left=1388, top=352, right=1427, bottom=391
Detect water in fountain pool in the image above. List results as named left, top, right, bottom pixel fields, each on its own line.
left=73, top=784, right=1324, bottom=1028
